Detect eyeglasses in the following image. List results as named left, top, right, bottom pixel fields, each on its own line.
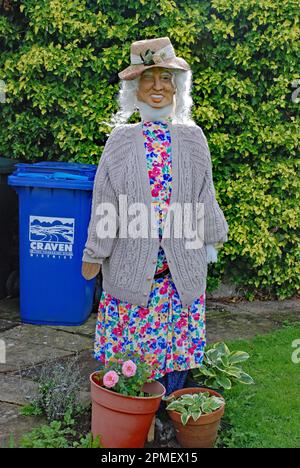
left=141, top=71, right=173, bottom=82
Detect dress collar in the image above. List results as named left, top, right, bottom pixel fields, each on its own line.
left=142, top=118, right=172, bottom=125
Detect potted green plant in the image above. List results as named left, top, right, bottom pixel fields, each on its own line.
left=164, top=388, right=225, bottom=448
left=164, top=342, right=255, bottom=448
left=90, top=352, right=165, bottom=448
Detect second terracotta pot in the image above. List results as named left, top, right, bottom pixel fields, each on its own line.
left=166, top=387, right=225, bottom=448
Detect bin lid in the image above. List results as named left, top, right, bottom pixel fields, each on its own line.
left=8, top=161, right=97, bottom=190
left=0, top=157, right=20, bottom=175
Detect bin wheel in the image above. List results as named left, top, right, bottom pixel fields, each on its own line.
left=6, top=270, right=19, bottom=298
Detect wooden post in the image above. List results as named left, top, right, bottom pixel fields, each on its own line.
left=147, top=416, right=156, bottom=443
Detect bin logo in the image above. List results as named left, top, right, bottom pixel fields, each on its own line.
left=29, top=216, right=75, bottom=259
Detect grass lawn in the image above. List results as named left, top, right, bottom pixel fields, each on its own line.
left=217, top=323, right=300, bottom=448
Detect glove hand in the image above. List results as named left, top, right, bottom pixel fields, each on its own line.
left=81, top=262, right=101, bottom=280
left=206, top=244, right=218, bottom=263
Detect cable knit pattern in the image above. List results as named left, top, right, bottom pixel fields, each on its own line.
left=82, top=122, right=229, bottom=308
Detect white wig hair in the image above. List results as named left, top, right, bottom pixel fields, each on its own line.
left=106, top=69, right=196, bottom=128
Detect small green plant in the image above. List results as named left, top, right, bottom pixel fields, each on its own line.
left=73, top=433, right=103, bottom=448
left=20, top=424, right=103, bottom=449
left=1, top=433, right=16, bottom=449
left=164, top=392, right=225, bottom=426
left=192, top=342, right=255, bottom=390
left=93, top=352, right=156, bottom=397
left=8, top=433, right=15, bottom=448
left=20, top=403, right=43, bottom=417
left=19, top=409, right=100, bottom=448
left=20, top=420, right=76, bottom=448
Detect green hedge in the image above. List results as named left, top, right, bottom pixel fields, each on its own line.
left=0, top=0, right=299, bottom=299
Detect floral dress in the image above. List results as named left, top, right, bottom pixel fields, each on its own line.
left=94, top=120, right=206, bottom=381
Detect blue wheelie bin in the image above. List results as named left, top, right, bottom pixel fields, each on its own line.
left=8, top=162, right=97, bottom=326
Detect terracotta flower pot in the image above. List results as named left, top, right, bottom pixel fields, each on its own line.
left=166, top=387, right=225, bottom=448
left=90, top=372, right=166, bottom=448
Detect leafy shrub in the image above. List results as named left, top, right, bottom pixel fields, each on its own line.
left=0, top=0, right=299, bottom=298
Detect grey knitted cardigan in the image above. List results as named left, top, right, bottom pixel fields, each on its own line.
left=82, top=122, right=229, bottom=307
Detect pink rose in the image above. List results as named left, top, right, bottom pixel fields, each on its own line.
left=122, top=360, right=137, bottom=377
left=103, top=370, right=119, bottom=388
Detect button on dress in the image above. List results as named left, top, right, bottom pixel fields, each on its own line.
left=94, top=120, right=206, bottom=380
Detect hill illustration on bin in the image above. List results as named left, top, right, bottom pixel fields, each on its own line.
left=29, top=216, right=75, bottom=258
left=29, top=216, right=75, bottom=243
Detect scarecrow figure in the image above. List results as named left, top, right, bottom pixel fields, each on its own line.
left=82, top=37, right=229, bottom=396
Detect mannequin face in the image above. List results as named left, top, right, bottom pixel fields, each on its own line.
left=137, top=67, right=176, bottom=108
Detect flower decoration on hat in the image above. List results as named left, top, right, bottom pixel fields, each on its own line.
left=140, top=49, right=167, bottom=66
left=153, top=52, right=165, bottom=64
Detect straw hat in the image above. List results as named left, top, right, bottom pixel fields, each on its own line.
left=118, top=37, right=190, bottom=81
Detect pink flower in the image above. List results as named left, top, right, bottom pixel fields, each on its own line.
left=122, top=360, right=137, bottom=377
left=177, top=318, right=188, bottom=328
left=112, top=344, right=122, bottom=353
left=159, top=284, right=168, bottom=294
left=149, top=167, right=160, bottom=178
left=103, top=371, right=119, bottom=388
left=155, top=182, right=163, bottom=191
left=151, top=188, right=160, bottom=197
left=112, top=326, right=123, bottom=337
left=138, top=309, right=149, bottom=319
left=188, top=345, right=197, bottom=355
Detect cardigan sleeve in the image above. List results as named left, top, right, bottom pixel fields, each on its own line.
left=82, top=135, right=119, bottom=264
left=197, top=127, right=229, bottom=244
